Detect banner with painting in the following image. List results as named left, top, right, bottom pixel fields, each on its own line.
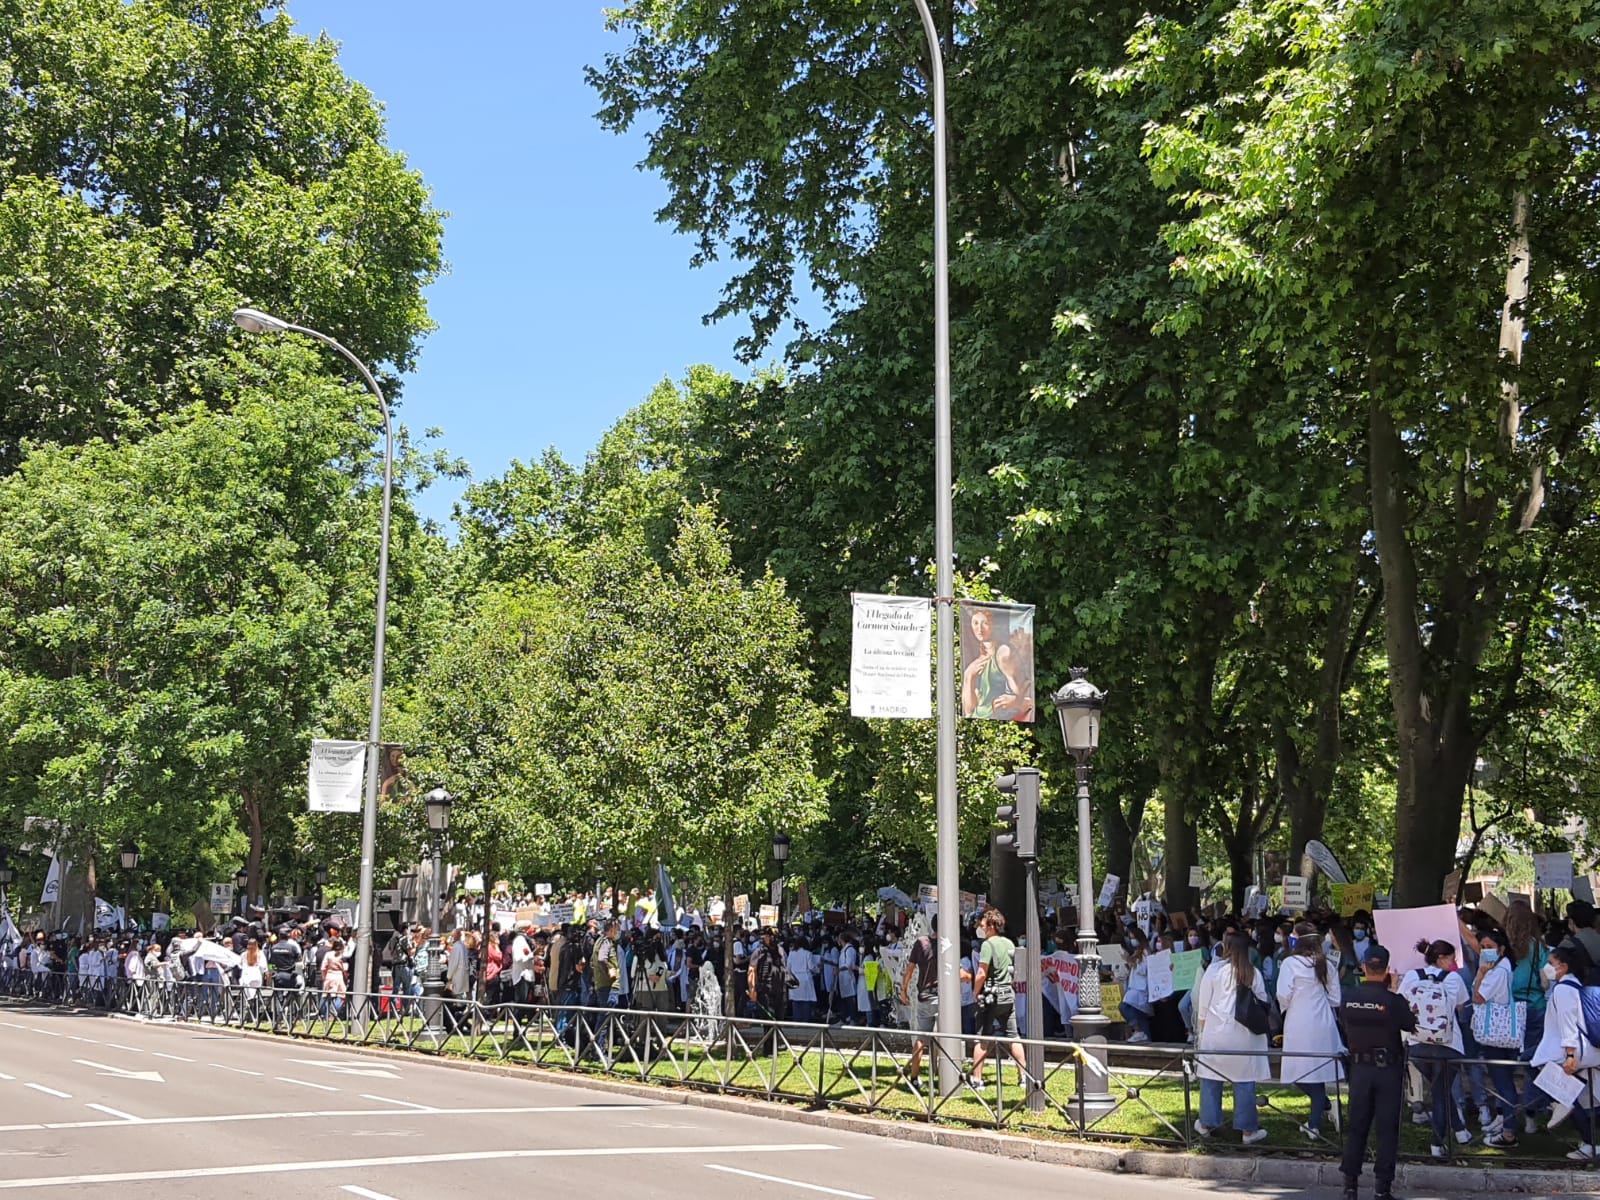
left=959, top=601, right=1035, bottom=722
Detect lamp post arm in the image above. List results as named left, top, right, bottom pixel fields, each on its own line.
left=282, top=321, right=393, bottom=1021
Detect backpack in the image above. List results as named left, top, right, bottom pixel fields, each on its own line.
left=1408, top=969, right=1455, bottom=1046
left=1558, top=977, right=1600, bottom=1050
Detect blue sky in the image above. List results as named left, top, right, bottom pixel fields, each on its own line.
left=282, top=1, right=756, bottom=529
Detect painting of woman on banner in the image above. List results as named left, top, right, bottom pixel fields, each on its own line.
left=960, top=602, right=1035, bottom=722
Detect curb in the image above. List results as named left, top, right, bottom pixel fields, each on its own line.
left=39, top=1003, right=1599, bottom=1192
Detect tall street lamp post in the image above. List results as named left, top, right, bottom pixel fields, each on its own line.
left=234, top=867, right=249, bottom=919
left=233, top=305, right=394, bottom=1019
left=421, top=787, right=454, bottom=1036
left=771, top=833, right=791, bottom=923
left=119, top=842, right=140, bottom=932
left=1052, top=667, right=1115, bottom=1117
left=907, top=0, right=962, bottom=1100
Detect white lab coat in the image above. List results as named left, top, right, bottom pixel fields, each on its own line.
left=1275, top=953, right=1344, bottom=1084
left=1534, top=978, right=1600, bottom=1106
left=1195, top=959, right=1271, bottom=1083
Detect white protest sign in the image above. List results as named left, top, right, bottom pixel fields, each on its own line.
left=210, top=883, right=234, bottom=914
left=850, top=594, right=932, bottom=719
left=1097, top=875, right=1120, bottom=909
left=1373, top=904, right=1462, bottom=977
left=535, top=883, right=553, bottom=897
left=1534, top=851, right=1575, bottom=892
left=759, top=904, right=779, bottom=928
left=1189, top=865, right=1205, bottom=890
left=1282, top=875, right=1309, bottom=911
left=550, top=902, right=575, bottom=925
left=1146, top=949, right=1175, bottom=1002
left=307, top=739, right=366, bottom=813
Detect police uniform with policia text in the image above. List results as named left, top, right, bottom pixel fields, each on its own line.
left=1338, top=946, right=1415, bottom=1200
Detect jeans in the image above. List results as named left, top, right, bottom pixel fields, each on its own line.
left=791, top=998, right=815, bottom=1024
left=1179, top=990, right=1195, bottom=1035
left=1413, top=1052, right=1462, bottom=1147
left=1299, top=1082, right=1329, bottom=1131
left=1483, top=1054, right=1519, bottom=1122
left=1199, top=1078, right=1259, bottom=1133
left=962, top=1002, right=977, bottom=1035
left=1120, top=1001, right=1152, bottom=1038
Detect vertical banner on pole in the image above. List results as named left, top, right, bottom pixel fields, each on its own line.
left=850, top=594, right=932, bottom=719
left=958, top=601, right=1036, bottom=722
left=308, top=739, right=367, bottom=813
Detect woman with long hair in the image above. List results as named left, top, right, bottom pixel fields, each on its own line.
left=1506, top=900, right=1551, bottom=1125
left=1194, top=932, right=1270, bottom=1144
left=1120, top=929, right=1154, bottom=1043
left=1276, top=921, right=1344, bottom=1139
left=1399, top=938, right=1471, bottom=1158
left=1530, top=945, right=1600, bottom=1160
left=321, top=936, right=348, bottom=1019
left=1475, top=927, right=1523, bottom=1147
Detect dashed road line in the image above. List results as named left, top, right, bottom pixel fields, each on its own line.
left=276, top=1076, right=339, bottom=1092
left=24, top=1083, right=70, bottom=1098
left=151, top=1052, right=193, bottom=1062
left=358, top=1094, right=434, bottom=1111
left=85, top=1105, right=141, bottom=1123
left=705, top=1164, right=872, bottom=1198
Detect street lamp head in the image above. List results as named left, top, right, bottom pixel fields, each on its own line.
left=234, top=867, right=249, bottom=891
left=771, top=832, right=791, bottom=863
left=0, top=856, right=13, bottom=887
left=424, top=787, right=455, bottom=834
left=231, top=306, right=292, bottom=335
left=119, top=841, right=141, bottom=872
left=1052, top=667, right=1106, bottom=759
left=314, top=863, right=329, bottom=887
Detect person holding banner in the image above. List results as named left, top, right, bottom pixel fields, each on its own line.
left=1276, top=921, right=1344, bottom=1140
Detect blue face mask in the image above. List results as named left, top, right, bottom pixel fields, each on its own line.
left=1354, top=928, right=1368, bottom=939
left=1286, top=935, right=1298, bottom=949
left=1481, top=948, right=1500, bottom=965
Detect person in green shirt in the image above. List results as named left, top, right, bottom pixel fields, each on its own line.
left=961, top=907, right=1030, bottom=1089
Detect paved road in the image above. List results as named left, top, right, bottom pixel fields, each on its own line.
left=0, top=1001, right=1567, bottom=1198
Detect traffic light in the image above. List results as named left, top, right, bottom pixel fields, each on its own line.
left=994, top=767, right=1040, bottom=860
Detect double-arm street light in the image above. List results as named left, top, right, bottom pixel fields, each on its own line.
left=233, top=305, right=394, bottom=1016
left=1052, top=667, right=1115, bottom=1117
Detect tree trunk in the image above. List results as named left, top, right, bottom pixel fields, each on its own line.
left=243, top=789, right=263, bottom=914
left=1161, top=781, right=1198, bottom=909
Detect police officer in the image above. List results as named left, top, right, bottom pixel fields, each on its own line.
left=1339, top=946, right=1415, bottom=1200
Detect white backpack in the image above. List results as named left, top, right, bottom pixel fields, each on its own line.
left=1409, top=969, right=1454, bottom=1046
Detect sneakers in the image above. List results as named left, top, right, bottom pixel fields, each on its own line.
left=1430, top=1144, right=1445, bottom=1159
left=1242, top=1128, right=1268, bottom=1146
left=1482, top=1113, right=1504, bottom=1138
left=1125, top=1031, right=1151, bottom=1044
left=1299, top=1122, right=1323, bottom=1142
left=1454, top=1128, right=1472, bottom=1145
left=1524, top=1114, right=1539, bottom=1135
left=1194, top=1121, right=1216, bottom=1138
left=1478, top=1106, right=1494, bottom=1129
left=1568, top=1143, right=1598, bottom=1162
left=1551, top=1102, right=1574, bottom=1130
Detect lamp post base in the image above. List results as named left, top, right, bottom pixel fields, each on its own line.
left=421, top=967, right=448, bottom=1039
left=1068, top=1009, right=1119, bottom=1120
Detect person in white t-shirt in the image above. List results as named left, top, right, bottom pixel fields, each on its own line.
left=787, top=939, right=817, bottom=1023
left=836, top=935, right=860, bottom=1025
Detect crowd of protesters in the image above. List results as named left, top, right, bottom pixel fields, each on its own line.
left=6, top=878, right=1600, bottom=1169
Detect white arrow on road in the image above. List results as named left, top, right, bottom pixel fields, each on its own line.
left=287, top=1058, right=402, bottom=1080
left=72, top=1059, right=164, bottom=1083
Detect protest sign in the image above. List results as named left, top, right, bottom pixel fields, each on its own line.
left=1335, top=881, right=1375, bottom=917
left=1440, top=871, right=1462, bottom=905
left=1101, top=982, right=1123, bottom=1014
left=1188, top=866, right=1205, bottom=890
left=1575, top=875, right=1597, bottom=905
left=850, top=594, right=932, bottom=719
left=759, top=904, right=779, bottom=928
left=1097, top=875, right=1120, bottom=909
left=1534, top=852, right=1575, bottom=892
left=550, top=902, right=574, bottom=926
left=1373, top=903, right=1462, bottom=976
left=1479, top=892, right=1507, bottom=923
left=493, top=908, right=516, bottom=931
left=535, top=883, right=552, bottom=897
left=1282, top=875, right=1310, bottom=910
left=210, top=883, right=234, bottom=914
left=959, top=891, right=978, bottom=916
left=918, top=883, right=937, bottom=904
left=733, top=894, right=749, bottom=916
left=1146, top=949, right=1175, bottom=1002
left=1170, top=949, right=1204, bottom=992
left=514, top=906, right=538, bottom=927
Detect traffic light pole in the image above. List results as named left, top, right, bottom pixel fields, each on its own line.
left=1023, top=852, right=1044, bottom=1111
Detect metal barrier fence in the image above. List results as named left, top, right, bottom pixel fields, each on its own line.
left=2, top=968, right=1594, bottom=1170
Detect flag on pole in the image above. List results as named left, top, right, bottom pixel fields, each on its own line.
left=40, top=853, right=65, bottom=905
left=656, top=862, right=677, bottom=928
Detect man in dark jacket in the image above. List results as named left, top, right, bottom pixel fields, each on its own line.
left=1339, top=947, right=1416, bottom=1200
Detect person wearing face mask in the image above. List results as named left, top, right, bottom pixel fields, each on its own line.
left=1474, top=928, right=1524, bottom=1147
left=1350, top=912, right=1383, bottom=965
left=1120, top=930, right=1154, bottom=1043
left=1532, top=944, right=1600, bottom=1159
left=1277, top=920, right=1345, bottom=1140
left=1399, top=938, right=1471, bottom=1160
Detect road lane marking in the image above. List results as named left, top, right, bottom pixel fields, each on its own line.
left=209, top=1064, right=263, bottom=1076
left=0, top=1143, right=839, bottom=1190
left=341, top=1187, right=401, bottom=1200
left=276, top=1076, right=339, bottom=1091
left=63, top=1035, right=96, bottom=1043
left=705, top=1164, right=872, bottom=1198
left=0, top=1072, right=13, bottom=1080
left=85, top=1105, right=141, bottom=1123
left=73, top=1059, right=164, bottom=1083
left=0, top=1102, right=659, bottom=1134
left=288, top=1057, right=401, bottom=1079
left=104, top=1044, right=143, bottom=1054
left=151, top=1052, right=194, bottom=1062
left=359, top=1094, right=434, bottom=1111
left=24, top=1084, right=70, bottom=1098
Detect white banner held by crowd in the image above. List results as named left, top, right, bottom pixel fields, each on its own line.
left=307, top=739, right=367, bottom=813
left=850, top=594, right=932, bottom=719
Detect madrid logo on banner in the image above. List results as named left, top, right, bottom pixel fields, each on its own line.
left=308, top=739, right=367, bottom=813
left=850, top=593, right=932, bottom=719
left=959, top=601, right=1035, bottom=722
